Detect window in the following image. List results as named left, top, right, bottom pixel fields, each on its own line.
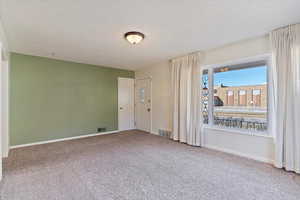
left=252, top=89, right=261, bottom=106
left=139, top=88, right=145, bottom=103
left=238, top=90, right=246, bottom=106
left=226, top=90, right=234, bottom=105
left=202, top=59, right=269, bottom=135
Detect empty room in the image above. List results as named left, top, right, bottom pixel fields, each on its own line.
left=0, top=0, right=300, bottom=199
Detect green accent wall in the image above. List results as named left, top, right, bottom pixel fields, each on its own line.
left=10, top=53, right=134, bottom=146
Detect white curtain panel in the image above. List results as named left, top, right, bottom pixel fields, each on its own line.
left=270, top=24, right=300, bottom=173
left=170, top=52, right=203, bottom=146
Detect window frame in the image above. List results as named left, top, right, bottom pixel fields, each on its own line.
left=201, top=54, right=272, bottom=138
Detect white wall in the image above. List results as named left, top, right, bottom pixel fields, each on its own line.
left=1, top=60, right=9, bottom=158
left=203, top=128, right=274, bottom=163
left=0, top=18, right=9, bottom=165
left=135, top=35, right=275, bottom=163
left=0, top=18, right=9, bottom=60
left=202, top=35, right=270, bottom=65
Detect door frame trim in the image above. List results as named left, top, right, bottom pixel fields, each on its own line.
left=135, top=77, right=152, bottom=133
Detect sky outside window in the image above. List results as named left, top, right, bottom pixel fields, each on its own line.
left=214, top=65, right=267, bottom=86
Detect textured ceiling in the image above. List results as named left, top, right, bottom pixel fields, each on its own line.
left=1, top=0, right=300, bottom=70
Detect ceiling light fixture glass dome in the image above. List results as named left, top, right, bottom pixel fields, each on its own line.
left=124, top=31, right=145, bottom=44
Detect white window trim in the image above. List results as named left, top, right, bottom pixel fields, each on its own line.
left=201, top=53, right=273, bottom=137
left=202, top=124, right=272, bottom=138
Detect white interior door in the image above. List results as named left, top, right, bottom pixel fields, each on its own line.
left=118, top=77, right=135, bottom=131
left=135, top=78, right=151, bottom=132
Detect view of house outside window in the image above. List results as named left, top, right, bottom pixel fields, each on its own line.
left=202, top=61, right=268, bottom=134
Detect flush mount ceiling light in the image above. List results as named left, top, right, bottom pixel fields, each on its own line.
left=124, top=31, right=145, bottom=45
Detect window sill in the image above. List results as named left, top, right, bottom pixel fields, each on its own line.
left=202, top=125, right=273, bottom=139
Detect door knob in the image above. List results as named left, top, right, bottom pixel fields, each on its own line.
left=120, top=107, right=123, bottom=110
left=147, top=108, right=151, bottom=112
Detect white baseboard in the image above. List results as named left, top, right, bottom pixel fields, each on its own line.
left=151, top=131, right=159, bottom=135
left=10, top=130, right=120, bottom=149
left=203, top=144, right=274, bottom=164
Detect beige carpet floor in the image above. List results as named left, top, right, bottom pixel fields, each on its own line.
left=1, top=130, right=300, bottom=200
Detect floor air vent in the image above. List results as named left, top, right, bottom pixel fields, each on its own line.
left=158, top=129, right=172, bottom=138
left=97, top=127, right=106, bottom=132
